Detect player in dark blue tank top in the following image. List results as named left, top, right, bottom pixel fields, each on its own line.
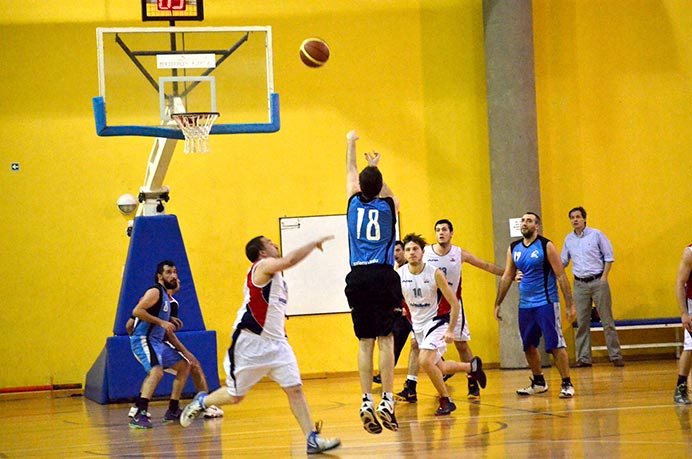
left=131, top=284, right=170, bottom=340
left=344, top=130, right=402, bottom=434
left=493, top=213, right=577, bottom=399
left=127, top=260, right=191, bottom=429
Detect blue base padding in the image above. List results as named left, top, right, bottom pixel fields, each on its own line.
left=85, top=331, right=220, bottom=404
left=114, top=215, right=205, bottom=336
left=85, top=214, right=219, bottom=404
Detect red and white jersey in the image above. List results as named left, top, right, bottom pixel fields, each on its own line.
left=423, top=244, right=462, bottom=301
left=398, top=263, right=448, bottom=333
left=687, top=245, right=692, bottom=301
left=233, top=260, right=288, bottom=341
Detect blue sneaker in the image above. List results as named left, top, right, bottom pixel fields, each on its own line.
left=180, top=392, right=207, bottom=427
left=129, top=407, right=152, bottom=429
left=306, top=421, right=341, bottom=454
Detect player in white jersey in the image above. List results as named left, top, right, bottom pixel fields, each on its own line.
left=674, top=244, right=692, bottom=405
left=397, top=233, right=486, bottom=416
left=180, top=235, right=341, bottom=455
left=396, top=219, right=503, bottom=402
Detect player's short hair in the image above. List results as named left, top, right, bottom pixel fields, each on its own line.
left=525, top=212, right=541, bottom=225
left=434, top=219, right=454, bottom=232
left=246, top=236, right=266, bottom=262
left=359, top=166, right=383, bottom=199
left=394, top=240, right=404, bottom=249
left=403, top=233, right=427, bottom=250
left=155, top=260, right=176, bottom=282
left=568, top=206, right=587, bottom=220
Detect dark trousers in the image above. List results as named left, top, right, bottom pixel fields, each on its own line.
left=392, top=314, right=412, bottom=365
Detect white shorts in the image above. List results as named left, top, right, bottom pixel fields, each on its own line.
left=685, top=299, right=692, bottom=351
left=223, top=330, right=302, bottom=397
left=413, top=320, right=449, bottom=364
left=448, top=298, right=471, bottom=341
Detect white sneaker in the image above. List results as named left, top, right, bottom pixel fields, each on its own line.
left=516, top=379, right=548, bottom=396
left=376, top=398, right=398, bottom=432
left=359, top=400, right=382, bottom=434
left=180, top=391, right=207, bottom=427
left=204, top=405, right=224, bottom=418
left=559, top=382, right=575, bottom=398
left=307, top=421, right=341, bottom=454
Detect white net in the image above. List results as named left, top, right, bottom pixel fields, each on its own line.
left=171, top=112, right=220, bottom=153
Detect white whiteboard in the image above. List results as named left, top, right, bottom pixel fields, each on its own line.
left=279, top=215, right=351, bottom=316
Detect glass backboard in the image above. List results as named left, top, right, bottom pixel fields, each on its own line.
left=93, top=26, right=280, bottom=139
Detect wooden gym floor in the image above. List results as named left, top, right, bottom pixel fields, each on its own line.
left=1, top=359, right=691, bottom=458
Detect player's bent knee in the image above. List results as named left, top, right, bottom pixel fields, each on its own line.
left=149, top=365, right=164, bottom=378
left=225, top=394, right=244, bottom=405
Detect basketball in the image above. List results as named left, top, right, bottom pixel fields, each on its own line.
left=299, top=38, right=330, bottom=68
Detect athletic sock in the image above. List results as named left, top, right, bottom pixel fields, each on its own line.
left=169, top=399, right=179, bottom=412
left=135, top=396, right=149, bottom=411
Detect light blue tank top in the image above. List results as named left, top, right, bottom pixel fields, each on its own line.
left=511, top=236, right=558, bottom=308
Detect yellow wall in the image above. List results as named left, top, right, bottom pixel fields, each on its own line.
left=0, top=0, right=493, bottom=388
left=534, top=0, right=692, bottom=318
left=1, top=0, right=689, bottom=389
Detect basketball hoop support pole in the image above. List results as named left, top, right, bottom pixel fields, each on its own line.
left=136, top=137, right=177, bottom=217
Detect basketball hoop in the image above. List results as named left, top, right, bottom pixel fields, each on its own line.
left=171, top=112, right=220, bottom=154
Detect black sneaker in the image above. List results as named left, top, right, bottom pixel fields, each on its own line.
left=394, top=380, right=417, bottom=403
left=675, top=383, right=692, bottom=405
left=442, top=373, right=454, bottom=382
left=470, top=356, right=487, bottom=389
left=373, top=374, right=382, bottom=385
left=467, top=379, right=480, bottom=400
left=434, top=396, right=457, bottom=416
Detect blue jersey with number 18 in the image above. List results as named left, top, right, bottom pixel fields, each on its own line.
left=346, top=193, right=396, bottom=267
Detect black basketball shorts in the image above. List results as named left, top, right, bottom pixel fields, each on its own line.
left=345, top=265, right=403, bottom=339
